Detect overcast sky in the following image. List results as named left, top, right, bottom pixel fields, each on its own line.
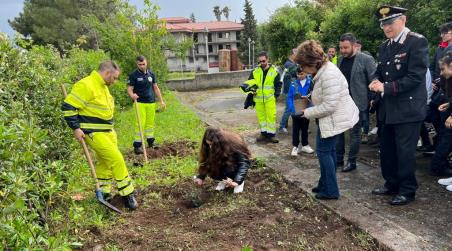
left=0, top=0, right=293, bottom=37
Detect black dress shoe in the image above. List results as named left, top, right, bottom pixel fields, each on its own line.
left=311, top=187, right=320, bottom=193
left=315, top=193, right=338, bottom=200
left=389, top=195, right=414, bottom=206
left=371, top=187, right=398, bottom=196
left=341, top=162, right=357, bottom=172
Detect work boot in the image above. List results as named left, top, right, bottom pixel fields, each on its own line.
left=256, top=134, right=267, bottom=143
left=268, top=136, right=279, bottom=143
left=134, top=147, right=144, bottom=155
left=123, top=193, right=138, bottom=210
left=147, top=137, right=155, bottom=147
left=133, top=142, right=144, bottom=155
left=102, top=192, right=112, bottom=202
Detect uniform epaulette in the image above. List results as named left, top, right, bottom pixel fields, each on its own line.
left=408, top=31, right=424, bottom=38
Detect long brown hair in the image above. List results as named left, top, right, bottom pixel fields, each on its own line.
left=198, top=127, right=251, bottom=179
left=295, top=40, right=328, bottom=70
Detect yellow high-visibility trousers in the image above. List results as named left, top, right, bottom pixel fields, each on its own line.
left=255, top=99, right=277, bottom=134
left=84, top=130, right=134, bottom=196
left=133, top=102, right=156, bottom=142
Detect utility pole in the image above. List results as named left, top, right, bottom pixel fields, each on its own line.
left=251, top=40, right=255, bottom=68
left=248, top=37, right=251, bottom=68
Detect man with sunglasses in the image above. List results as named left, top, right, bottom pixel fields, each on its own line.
left=127, top=55, right=166, bottom=154
left=245, top=51, right=282, bottom=143
left=369, top=5, right=428, bottom=205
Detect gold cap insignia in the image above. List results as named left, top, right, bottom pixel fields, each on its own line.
left=380, top=7, right=390, bottom=18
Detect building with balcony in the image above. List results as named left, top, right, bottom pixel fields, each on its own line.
left=163, top=17, right=244, bottom=72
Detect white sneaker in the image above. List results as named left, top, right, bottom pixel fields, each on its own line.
left=447, top=185, right=452, bottom=192
left=301, top=145, right=314, bottom=154
left=234, top=181, right=245, bottom=193
left=291, top=147, right=298, bottom=156
left=369, top=127, right=378, bottom=135
left=215, top=180, right=226, bottom=191
left=438, top=177, right=452, bottom=186
left=279, top=128, right=288, bottom=134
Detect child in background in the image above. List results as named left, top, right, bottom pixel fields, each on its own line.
left=287, top=68, right=315, bottom=156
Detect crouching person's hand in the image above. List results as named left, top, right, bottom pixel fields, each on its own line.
left=194, top=177, right=204, bottom=186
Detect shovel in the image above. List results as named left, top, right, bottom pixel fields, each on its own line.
left=61, top=84, right=122, bottom=214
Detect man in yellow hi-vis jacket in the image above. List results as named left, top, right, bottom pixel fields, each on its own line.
left=62, top=61, right=138, bottom=210
left=244, top=51, right=282, bottom=143
left=127, top=55, right=166, bottom=154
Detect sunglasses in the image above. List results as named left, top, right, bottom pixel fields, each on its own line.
left=259, top=60, right=267, bottom=63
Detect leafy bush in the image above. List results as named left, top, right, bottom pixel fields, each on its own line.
left=0, top=37, right=112, bottom=249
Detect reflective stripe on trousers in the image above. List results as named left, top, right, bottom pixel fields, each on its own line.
left=255, top=99, right=277, bottom=134
left=133, top=102, right=156, bottom=142
left=84, top=130, right=134, bottom=196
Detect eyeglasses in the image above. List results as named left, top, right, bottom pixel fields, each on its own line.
left=259, top=60, right=266, bottom=63
left=441, top=31, right=452, bottom=36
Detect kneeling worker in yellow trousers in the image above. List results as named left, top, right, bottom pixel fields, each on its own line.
left=62, top=61, right=138, bottom=210
left=127, top=55, right=166, bottom=154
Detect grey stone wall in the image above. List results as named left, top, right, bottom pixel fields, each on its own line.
left=166, top=70, right=252, bottom=92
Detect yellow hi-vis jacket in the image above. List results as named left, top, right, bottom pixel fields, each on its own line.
left=62, top=71, right=115, bottom=132
left=245, top=65, right=281, bottom=103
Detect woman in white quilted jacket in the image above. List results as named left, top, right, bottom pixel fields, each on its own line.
left=294, top=40, right=359, bottom=200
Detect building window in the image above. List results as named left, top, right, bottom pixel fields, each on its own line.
left=225, top=32, right=230, bottom=39
left=218, top=32, right=223, bottom=38
left=208, top=45, right=213, bottom=53
left=193, top=33, right=198, bottom=43
left=208, top=33, right=212, bottom=42
left=225, top=44, right=231, bottom=50
left=196, top=45, right=200, bottom=54
left=236, top=31, right=241, bottom=39
left=218, top=44, right=224, bottom=50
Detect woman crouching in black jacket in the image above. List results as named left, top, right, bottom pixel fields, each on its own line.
left=194, top=127, right=251, bottom=193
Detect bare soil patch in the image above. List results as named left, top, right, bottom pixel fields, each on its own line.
left=124, top=140, right=198, bottom=165
left=83, top=167, right=382, bottom=250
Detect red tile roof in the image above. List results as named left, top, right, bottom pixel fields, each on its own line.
left=161, top=17, right=191, bottom=24
left=163, top=18, right=244, bottom=33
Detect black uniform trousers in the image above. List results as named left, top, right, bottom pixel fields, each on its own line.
left=380, top=121, right=421, bottom=197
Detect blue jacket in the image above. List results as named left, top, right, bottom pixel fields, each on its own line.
left=287, top=77, right=312, bottom=114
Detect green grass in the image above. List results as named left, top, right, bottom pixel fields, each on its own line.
left=167, top=71, right=196, bottom=81
left=115, top=90, right=204, bottom=150
left=56, top=89, right=205, bottom=247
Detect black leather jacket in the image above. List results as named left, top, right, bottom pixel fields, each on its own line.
left=197, top=153, right=250, bottom=185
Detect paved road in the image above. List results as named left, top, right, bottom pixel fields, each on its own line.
left=175, top=87, right=452, bottom=251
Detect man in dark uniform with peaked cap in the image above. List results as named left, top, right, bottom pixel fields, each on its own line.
left=369, top=5, right=429, bottom=205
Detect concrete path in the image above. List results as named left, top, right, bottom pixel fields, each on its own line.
left=175, top=88, right=452, bottom=251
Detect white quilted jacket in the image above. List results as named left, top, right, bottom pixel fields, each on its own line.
left=304, top=62, right=359, bottom=138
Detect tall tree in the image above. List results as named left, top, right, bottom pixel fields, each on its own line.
left=239, top=0, right=257, bottom=66
left=9, top=0, right=117, bottom=53
left=213, top=6, right=222, bottom=21
left=190, top=12, right=196, bottom=22
left=222, top=6, right=231, bottom=20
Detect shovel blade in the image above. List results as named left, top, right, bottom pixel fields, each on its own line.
left=95, top=190, right=122, bottom=214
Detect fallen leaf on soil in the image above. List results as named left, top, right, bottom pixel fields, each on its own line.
left=71, top=193, right=85, bottom=201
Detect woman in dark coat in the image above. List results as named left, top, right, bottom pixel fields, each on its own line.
left=194, top=127, right=251, bottom=193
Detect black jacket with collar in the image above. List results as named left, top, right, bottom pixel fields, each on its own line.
left=375, top=31, right=429, bottom=124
